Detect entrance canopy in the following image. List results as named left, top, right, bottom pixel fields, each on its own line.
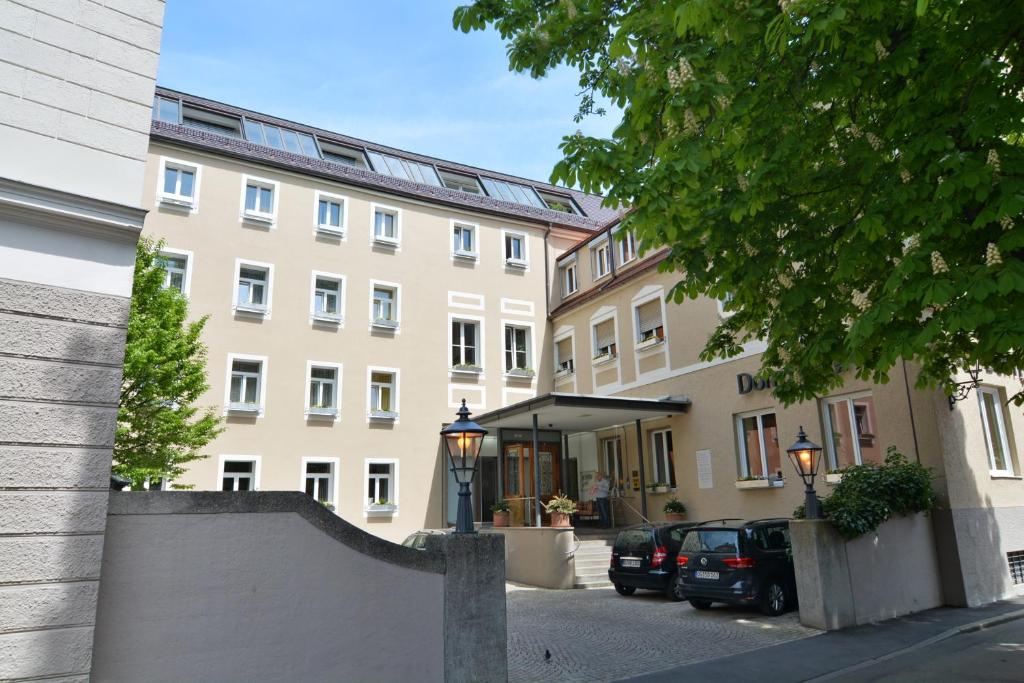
left=473, top=392, right=691, bottom=434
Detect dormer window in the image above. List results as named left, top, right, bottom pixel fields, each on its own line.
left=439, top=170, right=483, bottom=194
left=538, top=191, right=581, bottom=215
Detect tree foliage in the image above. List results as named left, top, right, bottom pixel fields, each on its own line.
left=455, top=0, right=1024, bottom=404
left=114, top=237, right=222, bottom=489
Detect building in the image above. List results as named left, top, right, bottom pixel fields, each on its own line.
left=142, top=88, right=1023, bottom=607
left=0, top=1, right=164, bottom=680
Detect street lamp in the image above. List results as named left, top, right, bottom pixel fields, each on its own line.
left=786, top=426, right=824, bottom=519
left=440, top=399, right=488, bottom=534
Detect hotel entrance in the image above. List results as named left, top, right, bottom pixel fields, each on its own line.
left=502, top=438, right=561, bottom=526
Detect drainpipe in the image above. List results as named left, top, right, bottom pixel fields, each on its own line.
left=902, top=359, right=922, bottom=463
left=543, top=223, right=552, bottom=318
left=635, top=418, right=648, bottom=520
left=533, top=413, right=542, bottom=527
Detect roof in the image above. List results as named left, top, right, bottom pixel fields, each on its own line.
left=150, top=86, right=623, bottom=231
left=471, top=392, right=690, bottom=433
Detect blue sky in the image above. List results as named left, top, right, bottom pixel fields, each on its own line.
left=157, top=1, right=618, bottom=184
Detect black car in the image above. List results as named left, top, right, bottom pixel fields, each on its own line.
left=608, top=522, right=698, bottom=601
left=673, top=518, right=796, bottom=616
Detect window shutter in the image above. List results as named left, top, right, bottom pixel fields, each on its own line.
left=637, top=300, right=662, bottom=333
left=556, top=338, right=572, bottom=362
left=595, top=320, right=615, bottom=348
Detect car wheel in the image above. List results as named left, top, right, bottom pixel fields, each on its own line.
left=666, top=573, right=686, bottom=602
left=688, top=598, right=713, bottom=610
left=761, top=579, right=787, bottom=616
left=614, top=582, right=636, bottom=596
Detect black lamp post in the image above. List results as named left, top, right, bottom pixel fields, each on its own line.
left=786, top=426, right=824, bottom=519
left=440, top=399, right=488, bottom=534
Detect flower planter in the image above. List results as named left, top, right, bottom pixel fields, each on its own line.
left=550, top=512, right=572, bottom=528
left=735, top=478, right=772, bottom=490
left=664, top=512, right=687, bottom=522
left=825, top=472, right=844, bottom=485
left=492, top=511, right=509, bottom=527
left=652, top=485, right=669, bottom=494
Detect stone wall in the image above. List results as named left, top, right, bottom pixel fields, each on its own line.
left=91, top=492, right=506, bottom=683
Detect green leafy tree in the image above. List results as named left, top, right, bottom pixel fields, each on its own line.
left=114, top=237, right=222, bottom=489
left=455, top=0, right=1024, bottom=404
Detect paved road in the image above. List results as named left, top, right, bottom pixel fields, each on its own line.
left=506, top=586, right=818, bottom=683
left=831, top=617, right=1024, bottom=682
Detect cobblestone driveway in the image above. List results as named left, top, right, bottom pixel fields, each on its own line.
left=507, top=586, right=818, bottom=682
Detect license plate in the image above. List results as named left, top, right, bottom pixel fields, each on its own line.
left=621, top=558, right=641, bottom=568
left=694, top=570, right=719, bottom=580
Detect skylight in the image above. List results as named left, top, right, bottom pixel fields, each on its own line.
left=243, top=120, right=319, bottom=158
left=480, top=178, right=547, bottom=209
left=367, top=151, right=442, bottom=186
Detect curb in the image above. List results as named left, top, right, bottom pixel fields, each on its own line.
left=807, top=607, right=1024, bottom=681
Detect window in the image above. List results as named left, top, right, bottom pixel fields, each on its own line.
left=439, top=170, right=482, bottom=194
left=241, top=177, right=277, bottom=224
left=152, top=95, right=180, bottom=123
left=369, top=370, right=397, bottom=417
left=561, top=262, right=578, bottom=297
left=371, top=284, right=399, bottom=327
left=303, top=460, right=336, bottom=507
left=311, top=275, right=343, bottom=323
left=979, top=387, right=1015, bottom=475
left=366, top=461, right=396, bottom=510
left=159, top=158, right=199, bottom=207
left=618, top=231, right=637, bottom=264
left=243, top=120, right=319, bottom=158
left=221, top=459, right=257, bottom=491
left=451, top=320, right=479, bottom=369
left=504, top=325, right=530, bottom=373
left=635, top=299, right=665, bottom=345
left=593, top=318, right=617, bottom=360
left=315, top=192, right=347, bottom=236
left=555, top=337, right=574, bottom=376
left=736, top=411, right=781, bottom=478
left=537, top=191, right=581, bottom=215
left=480, top=178, right=546, bottom=208
left=651, top=429, right=676, bottom=487
left=452, top=222, right=477, bottom=258
left=822, top=393, right=882, bottom=469
left=372, top=205, right=400, bottom=244
left=1009, top=550, right=1024, bottom=585
left=592, top=241, right=612, bottom=279
left=307, top=364, right=340, bottom=416
left=603, top=438, right=623, bottom=487
left=367, top=151, right=442, bottom=186
left=717, top=292, right=736, bottom=318
left=235, top=262, right=271, bottom=314
left=320, top=141, right=369, bottom=169
left=228, top=359, right=263, bottom=412
left=503, top=231, right=527, bottom=267
left=181, top=105, right=242, bottom=138
left=157, top=251, right=189, bottom=295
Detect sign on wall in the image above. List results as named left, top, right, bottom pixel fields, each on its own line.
left=631, top=470, right=640, bottom=490
left=737, top=373, right=774, bottom=394
left=695, top=450, right=713, bottom=489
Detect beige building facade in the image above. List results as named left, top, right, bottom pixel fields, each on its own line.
left=142, top=87, right=1023, bottom=607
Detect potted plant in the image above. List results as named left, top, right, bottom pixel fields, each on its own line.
left=734, top=475, right=771, bottom=489
left=491, top=500, right=510, bottom=527
left=543, top=492, right=578, bottom=528
left=653, top=481, right=670, bottom=494
left=663, top=498, right=687, bottom=521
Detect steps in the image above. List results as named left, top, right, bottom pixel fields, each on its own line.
left=573, top=535, right=616, bottom=589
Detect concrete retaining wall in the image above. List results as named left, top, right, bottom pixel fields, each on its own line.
left=484, top=526, right=576, bottom=589
left=791, top=513, right=944, bottom=630
left=91, top=492, right=506, bottom=682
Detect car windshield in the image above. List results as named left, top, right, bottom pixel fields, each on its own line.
left=615, top=529, right=654, bottom=554
left=681, top=529, right=739, bottom=554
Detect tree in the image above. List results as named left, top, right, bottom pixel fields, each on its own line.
left=114, top=237, right=222, bottom=489
left=455, top=0, right=1024, bottom=404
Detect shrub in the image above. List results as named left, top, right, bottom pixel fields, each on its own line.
left=794, top=447, right=935, bottom=540
left=663, top=498, right=687, bottom=514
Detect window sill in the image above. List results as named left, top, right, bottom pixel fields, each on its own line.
left=825, top=473, right=844, bottom=485
left=554, top=369, right=575, bottom=381
left=990, top=472, right=1022, bottom=480
left=453, top=250, right=479, bottom=261
left=635, top=337, right=665, bottom=352
left=371, top=319, right=399, bottom=330
left=734, top=479, right=784, bottom=490
left=450, top=365, right=483, bottom=375
left=365, top=504, right=397, bottom=516
left=593, top=272, right=612, bottom=283
left=316, top=225, right=346, bottom=238
left=227, top=403, right=261, bottom=414
left=368, top=410, right=398, bottom=421
left=306, top=408, right=338, bottom=419
left=159, top=195, right=195, bottom=209
left=241, top=211, right=274, bottom=225
left=592, top=353, right=617, bottom=367
left=373, top=236, right=400, bottom=247
left=234, top=304, right=269, bottom=317
left=561, top=289, right=579, bottom=299
left=505, top=258, right=528, bottom=269
left=505, top=369, right=536, bottom=379
left=312, top=313, right=344, bottom=325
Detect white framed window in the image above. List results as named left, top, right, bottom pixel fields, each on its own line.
left=717, top=292, right=736, bottom=318
left=371, top=203, right=401, bottom=246
left=224, top=353, right=267, bottom=416
left=978, top=386, right=1016, bottom=476
left=650, top=429, right=677, bottom=487
left=157, top=157, right=200, bottom=210
left=555, top=334, right=575, bottom=377
left=561, top=261, right=578, bottom=297
left=310, top=272, right=344, bottom=324
left=735, top=410, right=781, bottom=479
left=314, top=190, right=348, bottom=237
left=302, top=458, right=339, bottom=508
left=502, top=229, right=528, bottom=268
left=592, top=240, right=612, bottom=280
left=439, top=170, right=482, bottom=194
left=503, top=323, right=533, bottom=375
left=592, top=317, right=617, bottom=362
left=451, top=318, right=481, bottom=370
left=451, top=220, right=478, bottom=260
left=157, top=248, right=192, bottom=296
left=821, top=392, right=882, bottom=469
left=634, top=298, right=665, bottom=347
left=370, top=281, right=400, bottom=329
left=603, top=438, right=624, bottom=487
left=233, top=259, right=273, bottom=316
left=617, top=230, right=637, bottom=265
left=365, top=459, right=398, bottom=515
left=239, top=175, right=278, bottom=225
left=219, top=455, right=260, bottom=491
left=367, top=367, right=399, bottom=420
left=306, top=361, right=341, bottom=419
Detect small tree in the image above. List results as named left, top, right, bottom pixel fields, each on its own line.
left=114, top=237, right=222, bottom=489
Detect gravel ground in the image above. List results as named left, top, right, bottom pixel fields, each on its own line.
left=507, top=586, right=819, bottom=682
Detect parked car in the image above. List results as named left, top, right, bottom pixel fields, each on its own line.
left=400, top=528, right=452, bottom=550
left=673, top=518, right=796, bottom=616
left=608, top=522, right=698, bottom=600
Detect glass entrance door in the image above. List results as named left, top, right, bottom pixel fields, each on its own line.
left=503, top=443, right=560, bottom=526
